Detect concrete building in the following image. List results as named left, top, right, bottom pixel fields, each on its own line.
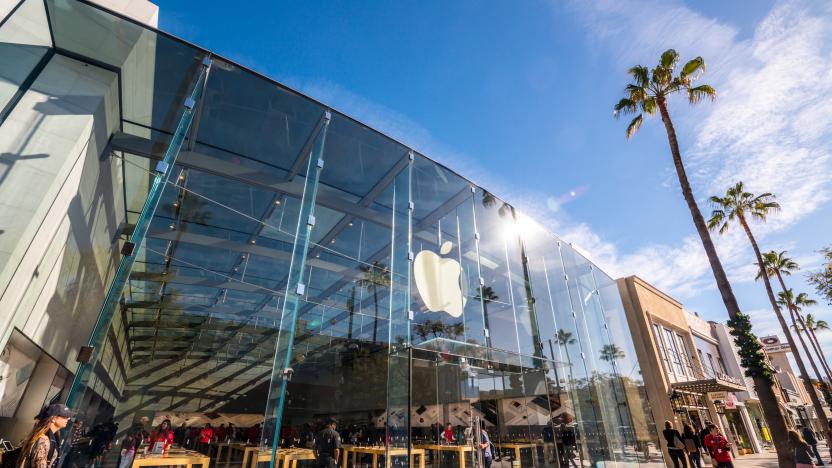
left=761, top=336, right=832, bottom=432
left=617, top=275, right=763, bottom=463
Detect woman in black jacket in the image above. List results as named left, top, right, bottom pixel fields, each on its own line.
left=682, top=423, right=702, bottom=468
left=662, top=420, right=688, bottom=468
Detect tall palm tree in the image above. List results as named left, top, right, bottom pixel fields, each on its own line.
left=711, top=184, right=829, bottom=432
left=474, top=286, right=498, bottom=346
left=615, top=50, right=791, bottom=462
left=763, top=250, right=832, bottom=386
left=556, top=329, right=577, bottom=377
left=805, top=314, right=832, bottom=385
left=357, top=261, right=391, bottom=344
left=599, top=344, right=625, bottom=365
left=776, top=289, right=830, bottom=393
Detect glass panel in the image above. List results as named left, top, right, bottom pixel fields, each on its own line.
left=0, top=0, right=51, bottom=116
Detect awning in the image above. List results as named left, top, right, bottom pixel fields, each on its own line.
left=671, top=377, right=747, bottom=394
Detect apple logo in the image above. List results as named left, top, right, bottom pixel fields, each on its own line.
left=414, top=241, right=466, bottom=318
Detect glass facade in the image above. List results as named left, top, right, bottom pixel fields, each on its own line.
left=0, top=0, right=660, bottom=466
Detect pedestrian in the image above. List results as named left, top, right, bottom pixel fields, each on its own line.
left=15, top=404, right=72, bottom=468
left=118, top=416, right=149, bottom=468
left=703, top=423, right=733, bottom=468
left=198, top=423, right=214, bottom=453
left=791, top=429, right=819, bottom=468
left=662, top=421, right=688, bottom=468
left=682, top=423, right=702, bottom=468
left=313, top=418, right=341, bottom=468
left=801, top=425, right=825, bottom=466
left=479, top=421, right=493, bottom=468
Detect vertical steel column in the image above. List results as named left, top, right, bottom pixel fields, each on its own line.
left=264, top=111, right=331, bottom=468
left=65, top=56, right=213, bottom=408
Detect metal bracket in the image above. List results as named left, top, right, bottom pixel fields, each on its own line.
left=307, top=215, right=316, bottom=227
left=484, top=329, right=490, bottom=338
left=479, top=277, right=485, bottom=286
left=323, top=110, right=332, bottom=122
left=408, top=310, right=414, bottom=321
left=408, top=202, right=415, bottom=211
left=470, top=186, right=476, bottom=193
left=408, top=251, right=415, bottom=261
left=474, top=232, right=480, bottom=240
left=184, top=97, right=196, bottom=109
left=316, top=158, right=325, bottom=169
left=155, top=161, right=169, bottom=174
left=296, top=283, right=306, bottom=295
left=201, top=56, right=213, bottom=67
left=408, top=151, right=414, bottom=161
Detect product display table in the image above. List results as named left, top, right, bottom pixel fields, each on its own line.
left=341, top=446, right=425, bottom=468
left=215, top=442, right=253, bottom=466
left=248, top=448, right=315, bottom=468
left=413, top=444, right=473, bottom=468
left=493, top=443, right=537, bottom=464
left=132, top=450, right=210, bottom=468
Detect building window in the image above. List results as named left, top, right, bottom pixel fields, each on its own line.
left=664, top=328, right=686, bottom=377
left=676, top=333, right=695, bottom=376
left=652, top=323, right=672, bottom=375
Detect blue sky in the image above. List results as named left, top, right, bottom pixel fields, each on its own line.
left=154, top=0, right=832, bottom=350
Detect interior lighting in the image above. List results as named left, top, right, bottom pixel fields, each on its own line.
left=250, top=239, right=256, bottom=244
left=274, top=200, right=281, bottom=205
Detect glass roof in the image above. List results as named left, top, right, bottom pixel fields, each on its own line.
left=40, top=0, right=621, bottom=397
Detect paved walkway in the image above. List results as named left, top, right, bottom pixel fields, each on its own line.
left=734, top=441, right=831, bottom=467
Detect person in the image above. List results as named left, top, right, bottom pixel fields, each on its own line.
left=703, top=424, right=733, bottom=468
left=697, top=421, right=711, bottom=448
left=662, top=421, right=688, bottom=468
left=682, top=423, right=702, bottom=468
left=246, top=423, right=262, bottom=444
left=559, top=423, right=577, bottom=467
left=148, top=419, right=175, bottom=453
left=119, top=416, right=149, bottom=468
left=791, top=429, right=818, bottom=468
left=801, top=425, right=824, bottom=466
left=198, top=423, right=214, bottom=453
left=313, top=418, right=341, bottom=468
left=227, top=423, right=236, bottom=443
left=828, top=420, right=832, bottom=465
left=16, top=404, right=72, bottom=468
left=479, top=421, right=493, bottom=468
left=442, top=423, right=455, bottom=444
left=88, top=417, right=117, bottom=463
left=174, top=423, right=188, bottom=446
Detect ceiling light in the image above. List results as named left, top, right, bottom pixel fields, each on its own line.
left=274, top=200, right=281, bottom=205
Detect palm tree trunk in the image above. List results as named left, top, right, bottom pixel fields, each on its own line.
left=372, top=287, right=379, bottom=344
left=806, top=325, right=832, bottom=385
left=740, top=216, right=829, bottom=431
left=656, top=98, right=794, bottom=465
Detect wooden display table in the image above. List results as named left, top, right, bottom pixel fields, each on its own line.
left=216, top=442, right=253, bottom=466
left=132, top=450, right=210, bottom=468
left=493, top=443, right=537, bottom=464
left=341, top=446, right=425, bottom=468
left=249, top=448, right=315, bottom=468
left=414, top=444, right=473, bottom=468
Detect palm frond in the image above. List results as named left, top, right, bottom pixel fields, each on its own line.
left=641, top=97, right=657, bottom=116
left=628, top=65, right=650, bottom=87
left=707, top=208, right=726, bottom=232
left=626, top=114, right=643, bottom=139
left=660, top=49, right=679, bottom=70
left=688, top=84, right=717, bottom=104
left=613, top=98, right=638, bottom=118
left=681, top=56, right=706, bottom=79
left=625, top=84, right=648, bottom=102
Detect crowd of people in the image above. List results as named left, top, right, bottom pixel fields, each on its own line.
left=662, top=418, right=831, bottom=468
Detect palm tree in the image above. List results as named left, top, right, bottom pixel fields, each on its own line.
left=599, top=344, right=625, bottom=363
left=776, top=289, right=830, bottom=393
left=474, top=286, right=498, bottom=346
left=805, top=314, right=832, bottom=385
left=712, top=185, right=829, bottom=432
left=615, top=50, right=791, bottom=462
left=357, top=261, right=391, bottom=344
left=556, top=329, right=577, bottom=378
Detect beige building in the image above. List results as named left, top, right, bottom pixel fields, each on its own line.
left=617, top=276, right=760, bottom=463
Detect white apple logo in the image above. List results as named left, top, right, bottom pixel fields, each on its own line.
left=414, top=241, right=466, bottom=318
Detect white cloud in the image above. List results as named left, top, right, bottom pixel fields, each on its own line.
left=553, top=0, right=832, bottom=303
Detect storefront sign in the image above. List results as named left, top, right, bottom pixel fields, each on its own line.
left=724, top=393, right=737, bottom=409
left=709, top=391, right=727, bottom=402
left=759, top=335, right=792, bottom=353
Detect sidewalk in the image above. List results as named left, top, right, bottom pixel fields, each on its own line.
left=734, top=441, right=830, bottom=467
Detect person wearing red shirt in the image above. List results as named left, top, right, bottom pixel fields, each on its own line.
left=147, top=419, right=174, bottom=453
left=703, top=424, right=733, bottom=468
left=198, top=423, right=214, bottom=454
left=442, top=423, right=455, bottom=444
